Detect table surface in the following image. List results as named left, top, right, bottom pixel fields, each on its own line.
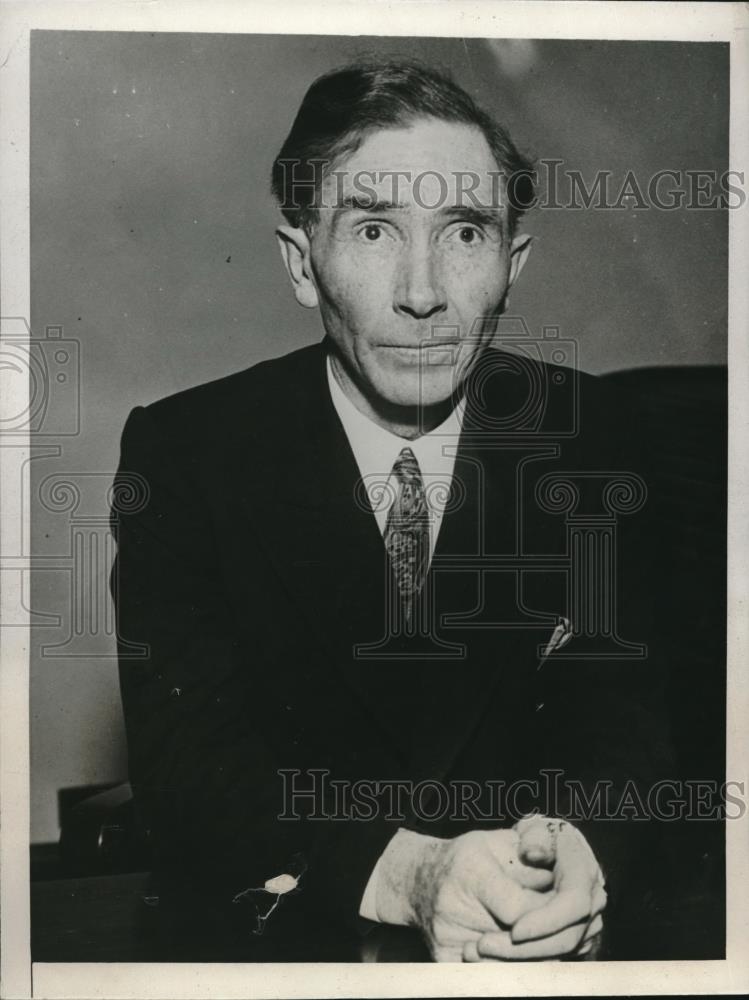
left=31, top=867, right=724, bottom=964
left=31, top=871, right=431, bottom=963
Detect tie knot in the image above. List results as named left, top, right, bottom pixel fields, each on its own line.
left=392, top=447, right=421, bottom=485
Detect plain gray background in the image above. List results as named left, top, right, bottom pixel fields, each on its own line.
left=30, top=31, right=728, bottom=843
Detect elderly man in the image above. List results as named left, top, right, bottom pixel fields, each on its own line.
left=112, top=61, right=669, bottom=961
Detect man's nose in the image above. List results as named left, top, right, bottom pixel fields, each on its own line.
left=394, top=246, right=447, bottom=320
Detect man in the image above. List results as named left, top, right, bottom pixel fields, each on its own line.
left=112, top=62, right=670, bottom=961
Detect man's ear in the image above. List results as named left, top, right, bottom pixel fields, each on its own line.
left=507, top=233, right=533, bottom=289
left=276, top=224, right=319, bottom=309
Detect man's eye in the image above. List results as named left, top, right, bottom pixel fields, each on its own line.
left=457, top=226, right=481, bottom=244
left=354, top=222, right=396, bottom=245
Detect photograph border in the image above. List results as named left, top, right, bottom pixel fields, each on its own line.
left=1, top=2, right=747, bottom=997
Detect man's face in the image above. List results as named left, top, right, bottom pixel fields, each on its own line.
left=278, top=118, right=530, bottom=412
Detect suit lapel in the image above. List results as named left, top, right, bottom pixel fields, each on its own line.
left=405, top=422, right=536, bottom=784
left=404, top=353, right=572, bottom=783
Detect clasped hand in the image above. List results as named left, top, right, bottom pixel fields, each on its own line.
left=413, top=817, right=607, bottom=962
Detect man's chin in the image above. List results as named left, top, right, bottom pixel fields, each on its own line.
left=371, top=370, right=464, bottom=413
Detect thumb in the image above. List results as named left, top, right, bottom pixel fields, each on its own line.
left=516, top=816, right=558, bottom=867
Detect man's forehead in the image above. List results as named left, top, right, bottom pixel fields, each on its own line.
left=321, top=119, right=504, bottom=197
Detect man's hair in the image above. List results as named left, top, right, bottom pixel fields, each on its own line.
left=270, top=60, right=536, bottom=233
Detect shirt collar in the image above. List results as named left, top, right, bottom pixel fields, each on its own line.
left=325, top=353, right=465, bottom=485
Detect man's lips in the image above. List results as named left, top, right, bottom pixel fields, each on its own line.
left=375, top=342, right=464, bottom=365
left=376, top=340, right=461, bottom=349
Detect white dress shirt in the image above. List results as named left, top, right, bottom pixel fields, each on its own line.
left=326, top=355, right=465, bottom=563
left=326, top=353, right=467, bottom=922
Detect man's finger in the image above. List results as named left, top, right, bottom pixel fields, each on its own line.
left=504, top=860, right=555, bottom=891
left=433, top=944, right=464, bottom=963
left=463, top=939, right=481, bottom=962
left=479, top=875, right=549, bottom=926
left=476, top=922, right=587, bottom=960
left=591, top=884, right=608, bottom=917
left=510, top=885, right=592, bottom=942
left=512, top=825, right=602, bottom=942
left=577, top=919, right=604, bottom=959
left=468, top=920, right=602, bottom=963
left=582, top=914, right=604, bottom=941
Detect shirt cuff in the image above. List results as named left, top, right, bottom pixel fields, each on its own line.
left=358, top=827, right=417, bottom=922
left=359, top=827, right=437, bottom=924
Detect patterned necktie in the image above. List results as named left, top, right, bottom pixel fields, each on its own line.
left=384, top=447, right=430, bottom=616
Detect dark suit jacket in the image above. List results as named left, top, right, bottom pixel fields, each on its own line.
left=111, top=339, right=673, bottom=940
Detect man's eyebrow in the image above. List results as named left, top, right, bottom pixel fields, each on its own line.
left=334, top=195, right=406, bottom=214
left=439, top=205, right=504, bottom=227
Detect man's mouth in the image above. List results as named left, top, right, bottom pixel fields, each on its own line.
left=377, top=342, right=463, bottom=365
left=378, top=339, right=461, bottom=350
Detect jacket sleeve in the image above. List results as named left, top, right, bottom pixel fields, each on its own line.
left=110, top=405, right=400, bottom=929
